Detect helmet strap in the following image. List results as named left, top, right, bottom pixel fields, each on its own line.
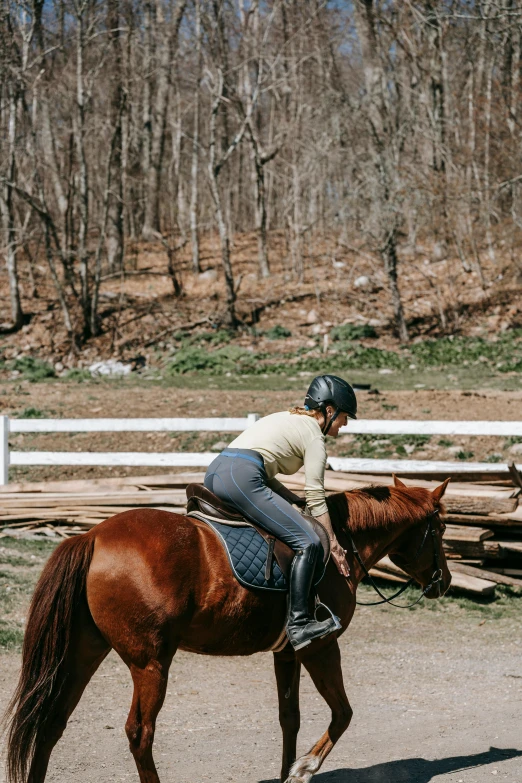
left=322, top=407, right=340, bottom=436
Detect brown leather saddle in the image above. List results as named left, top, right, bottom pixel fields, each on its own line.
left=186, top=484, right=330, bottom=583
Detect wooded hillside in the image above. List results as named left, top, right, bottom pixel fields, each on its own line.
left=2, top=1, right=522, bottom=349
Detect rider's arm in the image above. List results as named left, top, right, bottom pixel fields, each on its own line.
left=304, top=437, right=350, bottom=577
left=303, top=436, right=329, bottom=517
left=314, top=511, right=349, bottom=577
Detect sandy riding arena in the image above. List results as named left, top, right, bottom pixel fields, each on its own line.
left=0, top=574, right=520, bottom=783
left=0, top=386, right=521, bottom=782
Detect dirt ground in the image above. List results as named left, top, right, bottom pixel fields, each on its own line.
left=6, top=380, right=522, bottom=421
left=4, top=380, right=522, bottom=483
left=1, top=381, right=522, bottom=781
left=0, top=595, right=520, bottom=783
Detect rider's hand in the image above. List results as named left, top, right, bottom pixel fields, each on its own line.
left=330, top=536, right=350, bottom=578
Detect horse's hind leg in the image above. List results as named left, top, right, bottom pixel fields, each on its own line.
left=28, top=624, right=110, bottom=783
left=125, top=656, right=172, bottom=783
left=274, top=651, right=302, bottom=782
left=285, top=640, right=352, bottom=783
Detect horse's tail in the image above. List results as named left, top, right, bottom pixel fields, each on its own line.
left=3, top=532, right=95, bottom=783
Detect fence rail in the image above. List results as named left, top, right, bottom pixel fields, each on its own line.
left=0, top=414, right=260, bottom=484
left=2, top=414, right=521, bottom=485
left=9, top=452, right=216, bottom=469
left=8, top=415, right=261, bottom=433
left=342, top=420, right=522, bottom=437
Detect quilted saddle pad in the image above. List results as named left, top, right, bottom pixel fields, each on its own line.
left=206, top=520, right=287, bottom=591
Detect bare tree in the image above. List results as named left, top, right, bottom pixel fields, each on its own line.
left=189, top=0, right=202, bottom=274
left=205, top=0, right=259, bottom=326
left=141, top=0, right=186, bottom=240
left=1, top=1, right=27, bottom=331
left=105, top=0, right=125, bottom=270
left=73, top=0, right=91, bottom=339
left=3, top=0, right=522, bottom=344
left=1, top=81, right=24, bottom=330
left=207, top=69, right=254, bottom=326
left=353, top=0, right=409, bottom=342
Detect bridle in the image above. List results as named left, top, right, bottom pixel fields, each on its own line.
left=347, top=510, right=446, bottom=608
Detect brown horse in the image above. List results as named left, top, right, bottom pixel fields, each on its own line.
left=4, top=476, right=451, bottom=783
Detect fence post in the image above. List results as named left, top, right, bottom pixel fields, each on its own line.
left=247, top=413, right=260, bottom=427
left=0, top=416, right=9, bottom=486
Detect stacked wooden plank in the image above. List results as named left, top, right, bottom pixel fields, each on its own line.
left=0, top=470, right=521, bottom=597
left=0, top=473, right=205, bottom=536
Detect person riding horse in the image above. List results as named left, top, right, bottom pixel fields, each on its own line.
left=204, top=374, right=357, bottom=651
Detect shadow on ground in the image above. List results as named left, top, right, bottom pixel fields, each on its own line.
left=260, top=747, right=522, bottom=783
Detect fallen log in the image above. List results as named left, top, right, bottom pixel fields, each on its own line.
left=368, top=568, right=408, bottom=584
left=488, top=567, right=522, bottom=577
left=443, top=513, right=522, bottom=529
left=0, top=473, right=207, bottom=494
left=449, top=562, right=522, bottom=588
left=444, top=525, right=494, bottom=542
left=371, top=557, right=497, bottom=597
left=0, top=491, right=188, bottom=509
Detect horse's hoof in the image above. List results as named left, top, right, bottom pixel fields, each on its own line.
left=284, top=755, right=320, bottom=783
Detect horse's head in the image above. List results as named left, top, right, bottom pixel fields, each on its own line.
left=388, top=476, right=451, bottom=598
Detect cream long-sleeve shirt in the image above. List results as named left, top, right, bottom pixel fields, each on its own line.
left=228, top=411, right=328, bottom=516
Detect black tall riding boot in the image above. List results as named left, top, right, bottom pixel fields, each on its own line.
left=286, top=547, right=341, bottom=651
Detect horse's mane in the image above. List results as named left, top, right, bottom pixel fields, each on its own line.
left=327, top=485, right=440, bottom=534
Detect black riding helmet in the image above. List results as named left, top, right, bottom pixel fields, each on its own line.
left=304, top=375, right=357, bottom=436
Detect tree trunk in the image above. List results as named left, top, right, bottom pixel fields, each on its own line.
left=173, top=83, right=186, bottom=236
left=190, top=0, right=202, bottom=273
left=1, top=83, right=24, bottom=330
left=91, top=98, right=126, bottom=336
left=43, top=219, right=74, bottom=338
left=190, top=83, right=201, bottom=273
left=105, top=0, right=124, bottom=270
left=208, top=72, right=241, bottom=327
left=75, top=2, right=91, bottom=339
left=209, top=171, right=236, bottom=326
left=253, top=157, right=269, bottom=278
left=381, top=231, right=409, bottom=343
left=142, top=0, right=186, bottom=240
left=141, top=0, right=153, bottom=229
left=17, top=205, right=38, bottom=298
left=354, top=0, right=409, bottom=341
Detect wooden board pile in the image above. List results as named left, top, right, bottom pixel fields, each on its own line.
left=0, top=473, right=195, bottom=538
left=1, top=470, right=521, bottom=597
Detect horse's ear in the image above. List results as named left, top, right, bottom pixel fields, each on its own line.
left=393, top=474, right=407, bottom=488
left=432, top=477, right=451, bottom=502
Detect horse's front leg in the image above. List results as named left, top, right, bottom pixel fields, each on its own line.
left=285, top=639, right=352, bottom=783
left=274, top=651, right=302, bottom=782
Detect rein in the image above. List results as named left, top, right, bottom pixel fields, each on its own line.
left=346, top=510, right=444, bottom=608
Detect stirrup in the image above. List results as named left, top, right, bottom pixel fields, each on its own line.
left=287, top=598, right=342, bottom=651
left=314, top=596, right=342, bottom=631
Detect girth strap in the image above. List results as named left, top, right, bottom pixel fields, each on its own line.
left=265, top=537, right=276, bottom=582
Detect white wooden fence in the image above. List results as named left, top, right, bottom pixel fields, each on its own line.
left=1, top=414, right=521, bottom=485
left=0, top=414, right=262, bottom=485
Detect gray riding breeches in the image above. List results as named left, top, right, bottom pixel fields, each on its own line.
left=204, top=448, right=322, bottom=556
